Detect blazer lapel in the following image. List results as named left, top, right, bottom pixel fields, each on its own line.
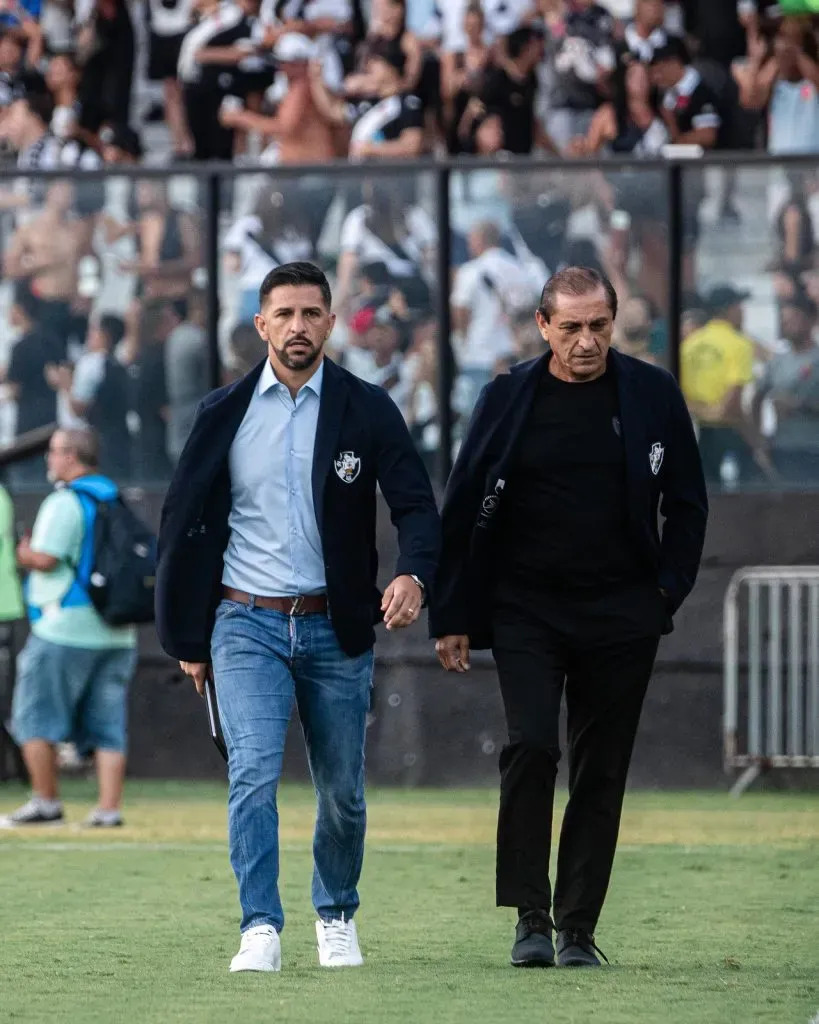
left=485, top=353, right=546, bottom=478
left=311, top=357, right=349, bottom=537
left=611, top=350, right=649, bottom=522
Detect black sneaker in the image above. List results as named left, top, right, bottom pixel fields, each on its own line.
left=0, top=797, right=64, bottom=828
left=511, top=910, right=555, bottom=968
left=556, top=928, right=608, bottom=967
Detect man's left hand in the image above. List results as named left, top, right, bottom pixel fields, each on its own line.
left=382, top=575, right=422, bottom=631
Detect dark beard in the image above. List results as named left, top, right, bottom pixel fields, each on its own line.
left=277, top=342, right=322, bottom=371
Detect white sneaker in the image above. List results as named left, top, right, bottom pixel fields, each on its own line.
left=316, top=917, right=363, bottom=968
left=229, top=925, right=281, bottom=973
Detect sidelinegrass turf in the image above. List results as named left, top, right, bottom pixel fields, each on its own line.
left=1, top=782, right=818, bottom=1024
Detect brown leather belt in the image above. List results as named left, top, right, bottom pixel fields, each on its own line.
left=222, top=586, right=328, bottom=616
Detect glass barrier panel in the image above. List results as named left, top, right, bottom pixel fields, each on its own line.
left=218, top=170, right=440, bottom=478
left=684, top=162, right=819, bottom=492
left=448, top=164, right=670, bottom=448
left=0, top=173, right=207, bottom=492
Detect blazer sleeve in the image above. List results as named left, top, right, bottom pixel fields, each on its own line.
left=428, top=384, right=493, bottom=638
left=657, top=376, right=709, bottom=614
left=374, top=389, right=441, bottom=593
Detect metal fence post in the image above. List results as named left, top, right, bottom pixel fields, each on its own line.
left=667, top=162, right=683, bottom=382
left=205, top=172, right=222, bottom=391
left=435, top=165, right=453, bottom=488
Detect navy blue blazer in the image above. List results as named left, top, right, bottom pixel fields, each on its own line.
left=429, top=349, right=708, bottom=648
left=156, top=357, right=441, bottom=662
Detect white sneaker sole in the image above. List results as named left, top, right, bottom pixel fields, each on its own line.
left=229, top=961, right=281, bottom=973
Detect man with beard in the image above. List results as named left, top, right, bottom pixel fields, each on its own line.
left=156, top=261, right=440, bottom=972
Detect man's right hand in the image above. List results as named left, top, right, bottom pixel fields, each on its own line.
left=435, top=635, right=471, bottom=673
left=180, top=662, right=212, bottom=697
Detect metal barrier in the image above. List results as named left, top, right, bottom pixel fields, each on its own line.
left=723, top=567, right=819, bottom=796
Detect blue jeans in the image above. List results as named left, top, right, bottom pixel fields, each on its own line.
left=210, top=599, right=374, bottom=933
left=11, top=635, right=136, bottom=753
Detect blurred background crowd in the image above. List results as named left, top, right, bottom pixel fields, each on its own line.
left=0, top=0, right=817, bottom=494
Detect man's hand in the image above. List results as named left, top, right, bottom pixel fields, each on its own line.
left=180, top=661, right=212, bottom=697
left=435, top=635, right=471, bottom=673
left=381, top=575, right=422, bottom=631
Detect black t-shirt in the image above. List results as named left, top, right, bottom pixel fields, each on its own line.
left=480, top=66, right=537, bottom=154
left=661, top=66, right=721, bottom=138
left=493, top=365, right=646, bottom=594
left=7, top=328, right=65, bottom=436
left=347, top=92, right=424, bottom=142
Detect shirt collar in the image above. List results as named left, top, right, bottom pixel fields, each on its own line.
left=258, top=356, right=324, bottom=398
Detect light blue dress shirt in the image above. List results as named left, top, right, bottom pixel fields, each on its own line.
left=222, top=359, right=327, bottom=596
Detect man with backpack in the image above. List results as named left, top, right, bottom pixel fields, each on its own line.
left=0, top=429, right=153, bottom=828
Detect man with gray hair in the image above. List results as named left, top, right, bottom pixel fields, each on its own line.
left=1, top=428, right=137, bottom=829
left=433, top=266, right=707, bottom=969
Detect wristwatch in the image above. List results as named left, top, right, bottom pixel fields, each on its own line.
left=409, top=574, right=427, bottom=607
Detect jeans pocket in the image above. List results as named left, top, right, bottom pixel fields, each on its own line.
left=215, top=599, right=243, bottom=620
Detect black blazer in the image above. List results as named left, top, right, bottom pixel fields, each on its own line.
left=429, top=350, right=708, bottom=649
left=156, top=357, right=441, bottom=662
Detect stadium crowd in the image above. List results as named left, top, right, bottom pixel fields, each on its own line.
left=0, top=0, right=815, bottom=167
left=0, top=1, right=816, bottom=493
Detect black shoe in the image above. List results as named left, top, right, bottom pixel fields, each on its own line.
left=510, top=910, right=555, bottom=968
left=556, top=928, right=608, bottom=967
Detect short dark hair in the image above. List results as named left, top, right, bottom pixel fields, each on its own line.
left=259, top=261, right=332, bottom=311
left=507, top=26, right=537, bottom=59
left=538, top=266, right=618, bottom=321
left=98, top=313, right=125, bottom=348
left=650, top=36, right=690, bottom=66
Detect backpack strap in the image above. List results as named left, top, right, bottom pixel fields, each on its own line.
left=61, top=486, right=100, bottom=609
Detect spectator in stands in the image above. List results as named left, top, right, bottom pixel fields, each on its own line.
left=739, top=17, right=819, bottom=154
left=441, top=2, right=491, bottom=154
left=360, top=0, right=423, bottom=95
left=572, top=57, right=667, bottom=155
left=3, top=283, right=63, bottom=483
left=463, top=25, right=555, bottom=155
left=612, top=294, right=660, bottom=364
left=0, top=69, right=61, bottom=168
left=2, top=428, right=137, bottom=829
left=3, top=180, right=88, bottom=344
left=223, top=185, right=316, bottom=324
left=438, top=0, right=534, bottom=54
left=43, top=314, right=132, bottom=479
left=116, top=181, right=200, bottom=303
left=146, top=0, right=195, bottom=158
left=177, top=0, right=261, bottom=161
left=45, top=50, right=79, bottom=140
left=500, top=171, right=571, bottom=282
left=220, top=33, right=338, bottom=163
left=649, top=37, right=721, bottom=149
left=0, top=30, right=24, bottom=110
left=451, top=220, right=542, bottom=417
left=621, top=0, right=673, bottom=64
left=262, top=0, right=354, bottom=84
left=680, top=284, right=769, bottom=485
left=128, top=300, right=172, bottom=483
left=75, top=0, right=135, bottom=140
left=754, top=291, right=819, bottom=485
left=336, top=179, right=435, bottom=317
left=323, top=40, right=425, bottom=160
left=228, top=320, right=267, bottom=376
left=0, top=0, right=42, bottom=66
left=772, top=170, right=816, bottom=280
left=544, top=0, right=615, bottom=153
left=99, top=122, right=143, bottom=164
left=162, top=298, right=208, bottom=464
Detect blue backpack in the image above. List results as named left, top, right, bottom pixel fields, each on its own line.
left=59, top=476, right=157, bottom=627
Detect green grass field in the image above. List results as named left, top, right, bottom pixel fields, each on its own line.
left=1, top=781, right=818, bottom=1024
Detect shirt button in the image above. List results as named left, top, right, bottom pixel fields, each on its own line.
left=290, top=449, right=296, bottom=455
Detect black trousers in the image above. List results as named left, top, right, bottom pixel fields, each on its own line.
left=492, top=594, right=660, bottom=933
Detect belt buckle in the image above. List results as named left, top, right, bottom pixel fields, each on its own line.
left=290, top=596, right=305, bottom=616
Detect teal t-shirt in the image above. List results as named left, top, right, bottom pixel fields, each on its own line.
left=28, top=488, right=137, bottom=650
